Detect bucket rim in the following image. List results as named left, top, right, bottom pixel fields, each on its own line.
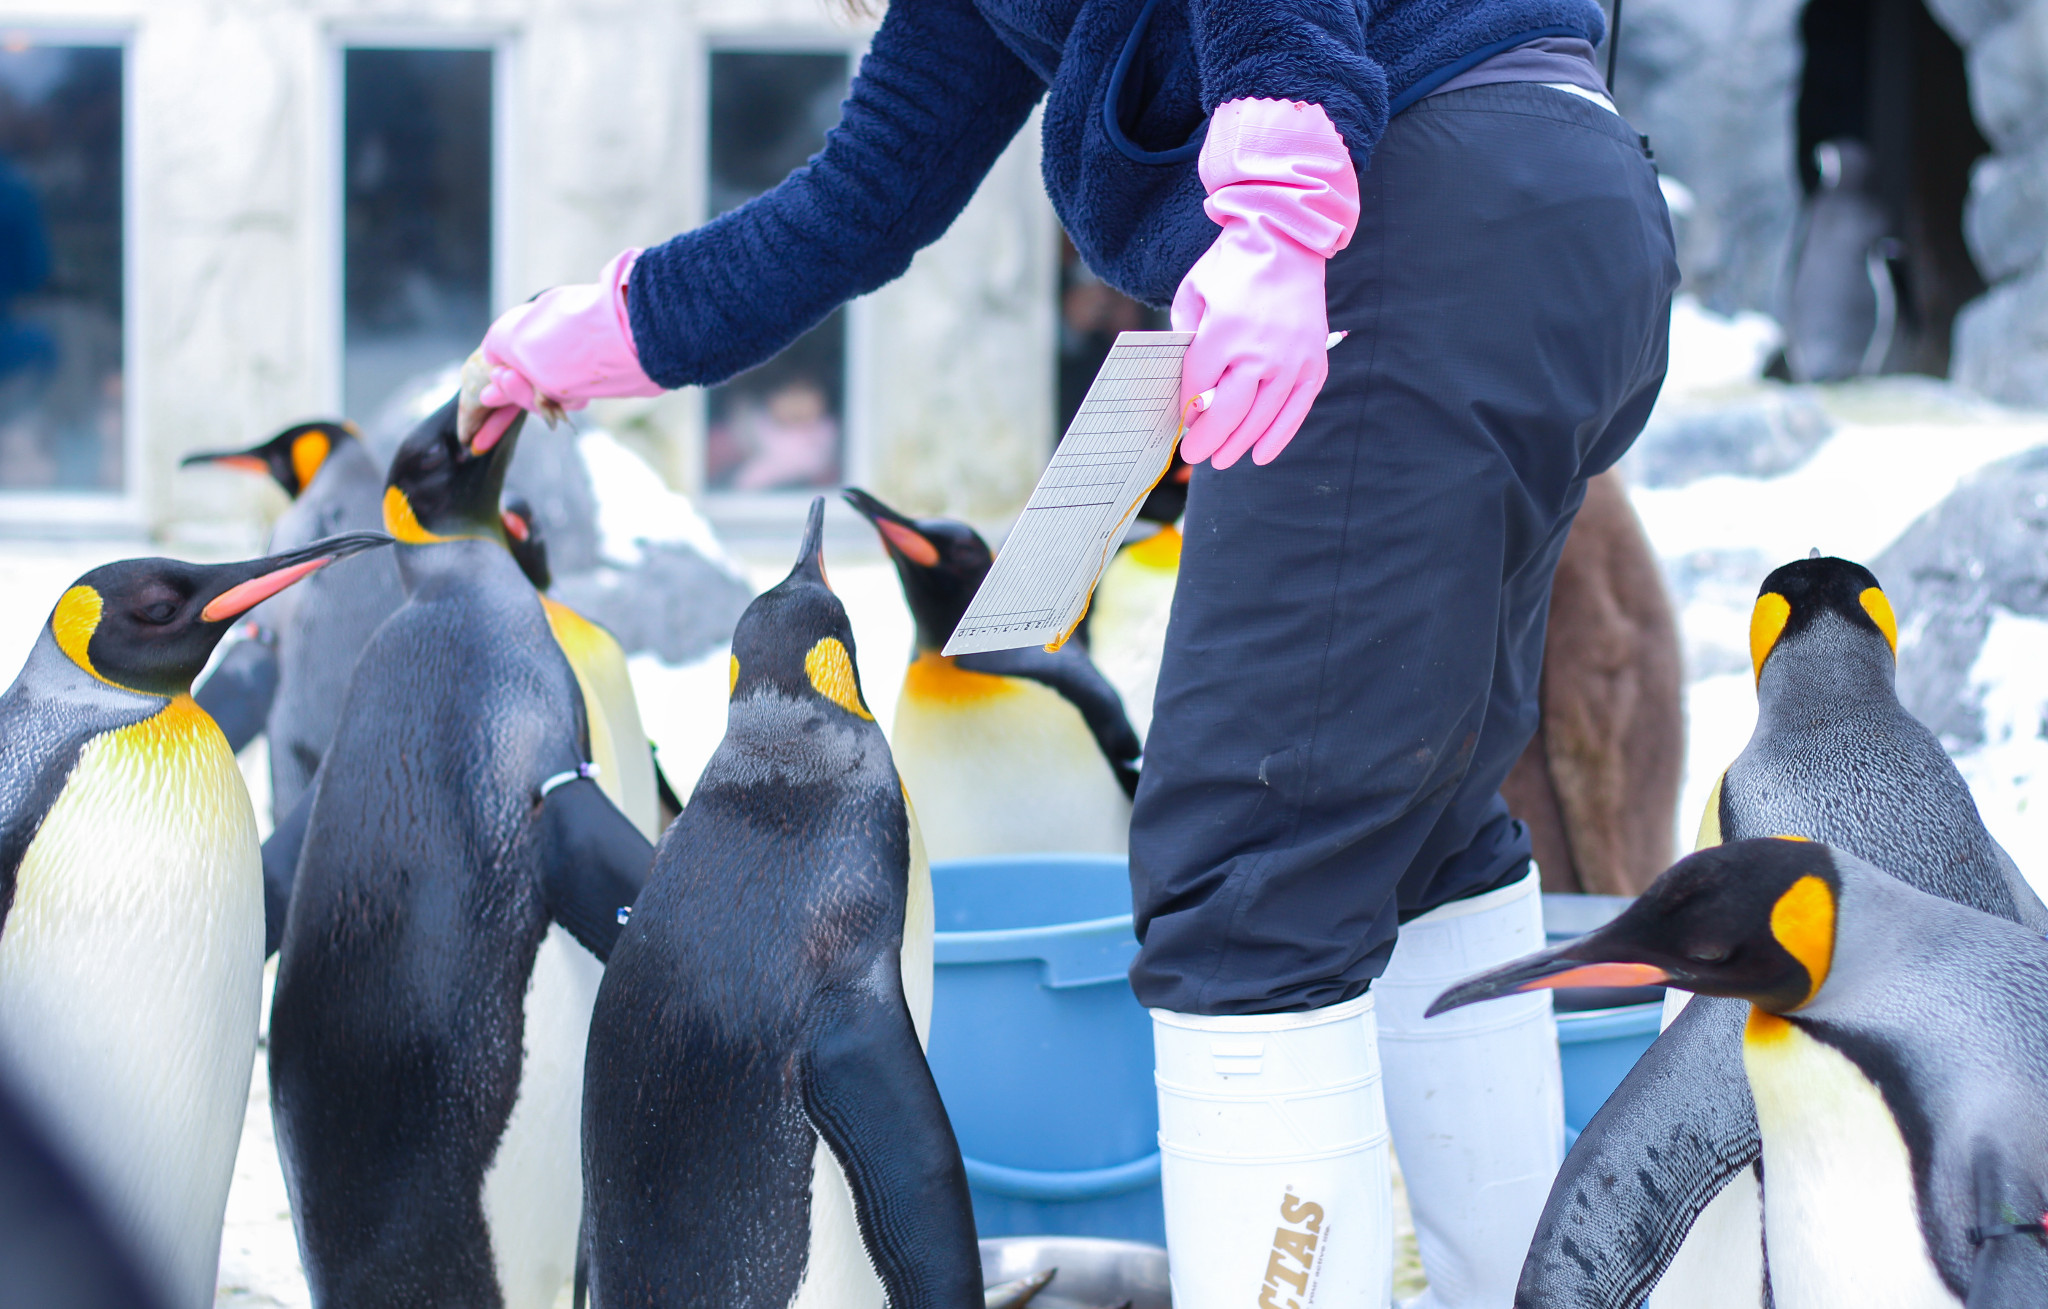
left=935, top=912, right=1135, bottom=947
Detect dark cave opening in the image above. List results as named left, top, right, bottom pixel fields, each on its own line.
left=1794, top=0, right=1989, bottom=376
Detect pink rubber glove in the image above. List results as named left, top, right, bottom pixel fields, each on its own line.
left=462, top=249, right=665, bottom=452
left=1172, top=99, right=1360, bottom=469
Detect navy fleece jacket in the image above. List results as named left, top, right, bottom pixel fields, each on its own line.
left=627, top=0, right=1605, bottom=389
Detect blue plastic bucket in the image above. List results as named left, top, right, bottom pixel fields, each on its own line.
left=928, top=868, right=1665, bottom=1240
left=1544, top=894, right=1664, bottom=1148
left=927, top=854, right=1163, bottom=1243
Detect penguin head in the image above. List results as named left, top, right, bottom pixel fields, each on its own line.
left=500, top=498, right=551, bottom=591
left=1749, top=555, right=1898, bottom=686
left=180, top=419, right=358, bottom=499
left=383, top=393, right=523, bottom=546
left=841, top=488, right=992, bottom=652
left=727, top=497, right=874, bottom=723
left=1429, top=837, right=1841, bottom=1019
left=47, top=533, right=393, bottom=697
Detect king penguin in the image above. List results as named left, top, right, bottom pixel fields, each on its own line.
left=1519, top=554, right=2048, bottom=1309
left=267, top=395, right=654, bottom=1309
left=0, top=531, right=390, bottom=1308
left=1434, top=836, right=2048, bottom=1308
left=842, top=487, right=1140, bottom=859
left=582, top=496, right=978, bottom=1308
left=1085, top=455, right=1187, bottom=742
left=183, top=419, right=405, bottom=817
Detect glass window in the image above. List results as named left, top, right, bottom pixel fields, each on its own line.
left=703, top=50, right=850, bottom=495
left=0, top=39, right=123, bottom=492
left=342, top=47, right=493, bottom=420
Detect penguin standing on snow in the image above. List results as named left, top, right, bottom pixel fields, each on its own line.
left=1434, top=837, right=2048, bottom=1308
left=582, top=497, right=976, bottom=1308
left=1785, top=138, right=1897, bottom=383
left=1519, top=554, right=2048, bottom=1309
left=267, top=396, right=653, bottom=1309
left=843, top=487, right=1140, bottom=859
left=182, top=420, right=405, bottom=816
left=0, top=532, right=390, bottom=1308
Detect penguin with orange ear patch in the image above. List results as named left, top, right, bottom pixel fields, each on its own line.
left=842, top=486, right=1139, bottom=859
left=182, top=419, right=404, bottom=819
left=268, top=395, right=653, bottom=1309
left=0, top=531, right=391, bottom=1309
left=1435, top=837, right=2048, bottom=1308
left=1516, top=554, right=2048, bottom=1309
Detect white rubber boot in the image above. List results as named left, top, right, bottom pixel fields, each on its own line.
left=1153, top=992, right=1392, bottom=1309
left=1374, top=870, right=1563, bottom=1309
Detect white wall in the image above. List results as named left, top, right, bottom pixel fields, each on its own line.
left=0, top=0, right=1056, bottom=540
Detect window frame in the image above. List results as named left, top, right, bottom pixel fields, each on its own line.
left=696, top=28, right=871, bottom=530
left=0, top=23, right=138, bottom=525
left=318, top=23, right=517, bottom=420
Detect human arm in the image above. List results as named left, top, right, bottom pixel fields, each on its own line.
left=463, top=0, right=1046, bottom=442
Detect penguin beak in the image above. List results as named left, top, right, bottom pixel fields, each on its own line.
left=181, top=449, right=271, bottom=475
left=198, top=531, right=395, bottom=623
left=501, top=509, right=531, bottom=542
left=782, top=496, right=832, bottom=590
left=842, top=487, right=940, bottom=567
left=1425, top=941, right=1671, bottom=1018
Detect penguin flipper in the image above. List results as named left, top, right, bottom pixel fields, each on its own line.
left=954, top=646, right=1143, bottom=795
left=802, top=987, right=982, bottom=1308
left=261, top=785, right=315, bottom=958
left=1518, top=995, right=1759, bottom=1307
left=193, top=628, right=279, bottom=755
left=1967, top=1218, right=2048, bottom=1306
left=540, top=777, right=653, bottom=962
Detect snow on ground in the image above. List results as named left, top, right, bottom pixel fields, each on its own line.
left=1954, top=610, right=2048, bottom=884
left=1638, top=301, right=2048, bottom=900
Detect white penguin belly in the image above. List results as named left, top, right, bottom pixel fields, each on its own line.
left=482, top=923, right=604, bottom=1309
left=1646, top=1164, right=1764, bottom=1309
left=0, top=700, right=263, bottom=1309
left=1744, top=1014, right=1960, bottom=1309
left=788, top=802, right=936, bottom=1309
left=1091, top=538, right=1178, bottom=744
left=893, top=672, right=1129, bottom=861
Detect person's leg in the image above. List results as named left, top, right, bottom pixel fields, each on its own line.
left=1134, top=82, right=1676, bottom=1309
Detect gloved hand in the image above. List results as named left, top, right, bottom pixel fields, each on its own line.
left=458, top=248, right=665, bottom=452
left=1172, top=98, right=1360, bottom=469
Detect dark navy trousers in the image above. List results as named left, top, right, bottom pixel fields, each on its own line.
left=1129, top=83, right=1679, bottom=1015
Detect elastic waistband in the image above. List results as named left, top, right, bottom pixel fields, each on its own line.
left=1398, top=79, right=1646, bottom=151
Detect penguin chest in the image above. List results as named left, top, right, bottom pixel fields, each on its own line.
left=892, top=668, right=1129, bottom=860
left=543, top=597, right=660, bottom=840
left=1744, top=1013, right=1960, bottom=1309
left=1091, top=537, right=1179, bottom=742
left=0, top=698, right=262, bottom=1305
left=481, top=923, right=604, bottom=1309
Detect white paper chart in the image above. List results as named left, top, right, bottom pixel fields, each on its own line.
left=943, top=330, right=1194, bottom=656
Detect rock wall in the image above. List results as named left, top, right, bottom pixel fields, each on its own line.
left=1616, top=0, right=2048, bottom=406
left=1612, top=0, right=1804, bottom=315
left=1945, top=0, right=2048, bottom=404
